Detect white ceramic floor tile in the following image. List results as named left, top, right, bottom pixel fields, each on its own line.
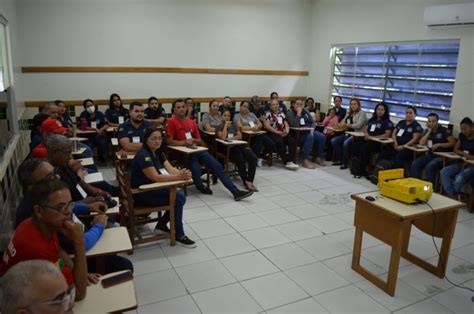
left=243, top=198, right=282, bottom=212
left=175, top=259, right=236, bottom=293
left=266, top=297, right=329, bottom=313
left=322, top=253, right=386, bottom=284
left=261, top=242, right=316, bottom=270
left=192, top=283, right=262, bottom=313
left=361, top=244, right=411, bottom=271
left=393, top=298, right=454, bottom=314
left=241, top=272, right=309, bottom=310
left=257, top=209, right=300, bottom=226
left=134, top=269, right=187, bottom=305
left=161, top=240, right=216, bottom=268
left=279, top=182, right=314, bottom=194
left=270, top=194, right=308, bottom=207
left=183, top=206, right=219, bottom=223
left=241, top=227, right=291, bottom=249
left=210, top=202, right=251, bottom=218
left=296, top=234, right=351, bottom=261
left=293, top=191, right=327, bottom=203
left=332, top=228, right=384, bottom=250
left=285, top=261, right=350, bottom=296
left=258, top=185, right=289, bottom=197
left=221, top=251, right=279, bottom=281
left=128, top=246, right=172, bottom=276
left=203, top=233, right=255, bottom=258
left=306, top=215, right=352, bottom=234
left=138, top=295, right=200, bottom=313
left=275, top=220, right=323, bottom=241
left=285, top=203, right=329, bottom=219
left=224, top=213, right=269, bottom=232
left=451, top=243, right=474, bottom=263
left=430, top=285, right=474, bottom=314
left=188, top=218, right=236, bottom=239
left=314, top=285, right=389, bottom=313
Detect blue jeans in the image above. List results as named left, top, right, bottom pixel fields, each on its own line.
left=87, top=134, right=108, bottom=158
left=134, top=189, right=186, bottom=237
left=189, top=151, right=238, bottom=193
left=410, top=154, right=443, bottom=184
left=300, top=131, right=326, bottom=160
left=440, top=163, right=474, bottom=196
left=331, top=134, right=352, bottom=164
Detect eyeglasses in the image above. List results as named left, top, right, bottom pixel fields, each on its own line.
left=32, top=287, right=75, bottom=312
left=43, top=201, right=75, bottom=214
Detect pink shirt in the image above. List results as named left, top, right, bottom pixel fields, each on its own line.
left=322, top=115, right=339, bottom=134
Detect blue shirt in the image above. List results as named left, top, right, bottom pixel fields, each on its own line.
left=79, top=111, right=107, bottom=129
left=427, top=125, right=451, bottom=152
left=459, top=133, right=474, bottom=155
left=395, top=120, right=423, bottom=145
left=145, top=107, right=165, bottom=119
left=367, top=117, right=394, bottom=136
left=105, top=106, right=129, bottom=124
left=117, top=120, right=153, bottom=143
left=130, top=148, right=168, bottom=189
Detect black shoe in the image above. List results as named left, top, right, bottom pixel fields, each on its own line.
left=340, top=164, right=348, bottom=170
left=154, top=224, right=170, bottom=235
left=176, top=236, right=197, bottom=248
left=233, top=190, right=253, bottom=201
left=212, top=175, right=218, bottom=185
left=332, top=161, right=342, bottom=166
left=198, top=186, right=213, bottom=195
left=245, top=185, right=259, bottom=192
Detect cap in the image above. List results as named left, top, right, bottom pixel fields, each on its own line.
left=41, top=118, right=68, bottom=134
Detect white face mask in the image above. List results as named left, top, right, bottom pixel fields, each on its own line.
left=86, top=106, right=95, bottom=114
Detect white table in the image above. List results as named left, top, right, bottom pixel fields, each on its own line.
left=86, top=227, right=133, bottom=257
left=84, top=172, right=104, bottom=184
left=91, top=197, right=120, bottom=216
left=77, top=157, right=94, bottom=167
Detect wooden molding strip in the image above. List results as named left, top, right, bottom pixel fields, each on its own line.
left=25, top=96, right=307, bottom=108
left=21, top=66, right=309, bottom=76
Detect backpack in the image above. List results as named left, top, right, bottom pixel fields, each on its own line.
left=350, top=157, right=364, bottom=178
left=369, top=159, right=394, bottom=185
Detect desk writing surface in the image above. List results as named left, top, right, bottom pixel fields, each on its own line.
left=352, top=191, right=464, bottom=219
left=405, top=145, right=429, bottom=152
left=137, top=180, right=192, bottom=192
left=115, top=152, right=135, bottom=160
left=77, top=157, right=94, bottom=166
left=86, top=227, right=132, bottom=257
left=465, top=159, right=474, bottom=165
left=202, top=130, right=216, bottom=136
left=369, top=137, right=394, bottom=144
left=72, top=147, right=86, bottom=155
left=434, top=151, right=461, bottom=159
left=290, top=127, right=314, bottom=131
left=84, top=172, right=104, bottom=183
left=216, top=139, right=248, bottom=145
left=168, top=145, right=208, bottom=154
left=106, top=126, right=118, bottom=132
left=74, top=270, right=137, bottom=313
left=346, top=131, right=365, bottom=137
left=70, top=137, right=88, bottom=142
left=242, top=130, right=266, bottom=135
left=76, top=129, right=97, bottom=134
left=91, top=197, right=120, bottom=215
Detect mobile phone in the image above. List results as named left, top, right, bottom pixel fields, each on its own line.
left=186, top=144, right=197, bottom=149
left=101, top=271, right=133, bottom=288
left=379, top=138, right=388, bottom=141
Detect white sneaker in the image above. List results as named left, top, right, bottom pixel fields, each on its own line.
left=257, top=158, right=263, bottom=167
left=285, top=162, right=299, bottom=170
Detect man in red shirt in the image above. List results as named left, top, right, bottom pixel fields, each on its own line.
left=166, top=99, right=253, bottom=201
left=31, top=117, right=71, bottom=159
left=0, top=179, right=88, bottom=301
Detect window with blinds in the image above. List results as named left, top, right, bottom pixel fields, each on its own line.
left=330, top=41, right=460, bottom=123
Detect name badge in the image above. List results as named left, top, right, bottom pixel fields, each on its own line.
left=370, top=124, right=376, bottom=132
left=228, top=133, right=234, bottom=139
left=158, top=168, right=170, bottom=175
left=76, top=184, right=88, bottom=198
left=249, top=121, right=255, bottom=128
left=397, top=129, right=405, bottom=137
left=132, top=136, right=141, bottom=144
left=464, top=150, right=469, bottom=155
left=427, top=140, right=433, bottom=148
left=118, top=116, right=124, bottom=124
left=277, top=116, right=283, bottom=124
left=300, top=118, right=306, bottom=125
left=185, top=132, right=192, bottom=140
left=91, top=121, right=97, bottom=129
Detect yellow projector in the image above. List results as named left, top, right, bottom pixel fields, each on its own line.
left=378, top=168, right=432, bottom=204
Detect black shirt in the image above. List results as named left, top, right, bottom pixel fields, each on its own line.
left=395, top=120, right=423, bottom=145
left=367, top=117, right=394, bottom=136
left=117, top=120, right=153, bottom=144
left=335, top=107, right=347, bottom=122
left=105, top=106, right=129, bottom=124
left=427, top=125, right=451, bottom=152
left=79, top=111, right=108, bottom=129
left=58, top=166, right=84, bottom=201
left=130, top=149, right=168, bottom=189
left=145, top=107, right=165, bottom=119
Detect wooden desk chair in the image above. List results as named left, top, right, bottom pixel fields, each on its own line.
left=116, top=160, right=177, bottom=250
left=290, top=128, right=317, bottom=162
left=241, top=129, right=273, bottom=166
left=214, top=140, right=246, bottom=177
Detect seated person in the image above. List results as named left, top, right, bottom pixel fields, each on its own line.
left=266, top=91, right=288, bottom=113
left=105, top=93, right=129, bottom=127
left=185, top=97, right=199, bottom=123
left=56, top=99, right=74, bottom=128
left=440, top=117, right=474, bottom=197
left=30, top=102, right=57, bottom=148
left=117, top=102, right=153, bottom=154
left=216, top=109, right=258, bottom=191
left=79, top=99, right=109, bottom=163
left=304, top=97, right=317, bottom=113
left=286, top=98, right=326, bottom=168
left=331, top=98, right=367, bottom=169
left=378, top=106, right=423, bottom=168
left=131, top=127, right=196, bottom=247
left=333, top=95, right=346, bottom=122
left=166, top=99, right=253, bottom=201
left=263, top=99, right=298, bottom=170
left=249, top=95, right=266, bottom=120
left=200, top=100, right=222, bottom=132
left=352, top=102, right=393, bottom=177
left=411, top=113, right=455, bottom=183
left=0, top=180, right=88, bottom=301
left=234, top=100, right=275, bottom=167
left=0, top=260, right=75, bottom=314
left=145, top=96, right=166, bottom=126
left=322, top=108, right=339, bottom=139
left=219, top=96, right=236, bottom=120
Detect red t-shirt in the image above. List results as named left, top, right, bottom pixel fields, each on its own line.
left=31, top=143, right=48, bottom=159
left=0, top=218, right=74, bottom=285
left=166, top=116, right=201, bottom=141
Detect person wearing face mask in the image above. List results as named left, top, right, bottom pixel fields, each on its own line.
left=118, top=102, right=154, bottom=153
left=105, top=93, right=129, bottom=127
left=79, top=99, right=109, bottom=164
left=145, top=96, right=166, bottom=126
left=411, top=113, right=455, bottom=183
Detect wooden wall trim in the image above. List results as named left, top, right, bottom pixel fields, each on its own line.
left=21, top=66, right=309, bottom=76
left=24, top=96, right=307, bottom=108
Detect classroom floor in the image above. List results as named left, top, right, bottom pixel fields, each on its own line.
left=99, top=164, right=474, bottom=314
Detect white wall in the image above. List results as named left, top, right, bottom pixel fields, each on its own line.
left=16, top=0, right=312, bottom=104
left=307, top=0, right=474, bottom=127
